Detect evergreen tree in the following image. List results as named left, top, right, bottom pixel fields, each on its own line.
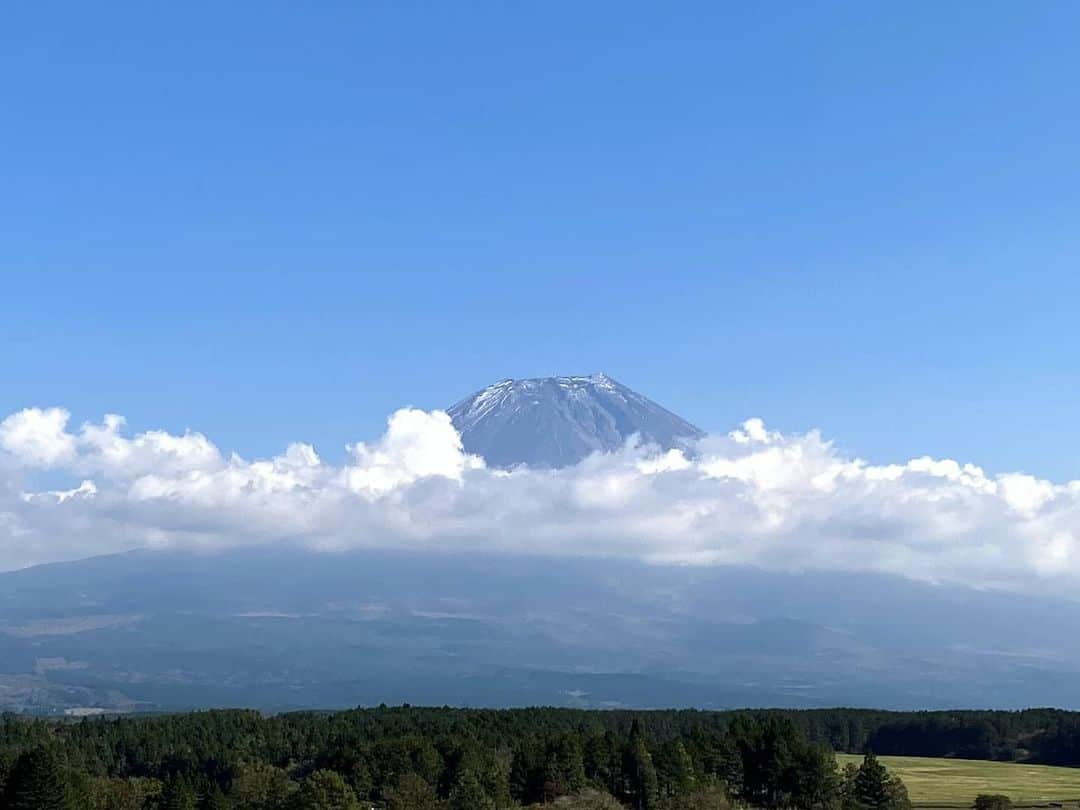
left=787, top=745, right=839, bottom=810
left=883, top=773, right=911, bottom=810
left=757, top=718, right=795, bottom=808
left=3, top=747, right=70, bottom=810
left=657, top=740, right=696, bottom=799
left=160, top=775, right=198, bottom=810
left=844, top=754, right=910, bottom=810
left=230, top=761, right=296, bottom=810
left=714, top=736, right=744, bottom=800
left=853, top=753, right=890, bottom=808
left=682, top=776, right=733, bottom=810
left=86, top=776, right=158, bottom=810
left=839, top=762, right=861, bottom=810
left=583, top=732, right=621, bottom=798
left=384, top=772, right=440, bottom=810
left=543, top=735, right=587, bottom=800
left=622, top=722, right=659, bottom=810
left=346, top=759, right=373, bottom=804
left=449, top=771, right=495, bottom=810
left=295, top=770, right=359, bottom=810
left=202, top=783, right=232, bottom=810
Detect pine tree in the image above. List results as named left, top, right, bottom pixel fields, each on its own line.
left=203, top=783, right=232, bottom=810
left=839, top=762, right=860, bottom=810
left=543, top=735, right=587, bottom=800
left=449, top=771, right=496, bottom=810
left=848, top=753, right=910, bottom=810
left=715, top=735, right=744, bottom=800
left=229, top=761, right=296, bottom=810
left=295, top=770, right=359, bottom=810
left=787, top=745, right=839, bottom=810
left=160, top=775, right=198, bottom=810
left=623, top=722, right=660, bottom=810
left=384, top=773, right=442, bottom=810
left=658, top=740, right=696, bottom=799
left=884, top=772, right=912, bottom=810
left=4, top=747, right=70, bottom=810
left=385, top=772, right=440, bottom=810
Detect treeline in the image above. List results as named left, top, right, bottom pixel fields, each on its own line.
left=0, top=707, right=912, bottom=810
left=6, top=706, right=1080, bottom=768
left=783, top=708, right=1080, bottom=763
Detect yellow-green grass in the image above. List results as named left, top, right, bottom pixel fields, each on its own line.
left=837, top=754, right=1080, bottom=804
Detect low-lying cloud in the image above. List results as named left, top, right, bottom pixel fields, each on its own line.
left=1, top=406, right=1077, bottom=595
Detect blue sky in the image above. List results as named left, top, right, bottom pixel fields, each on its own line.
left=4, top=1, right=1080, bottom=477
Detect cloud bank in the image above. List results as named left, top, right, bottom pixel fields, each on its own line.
left=1, top=406, right=1078, bottom=595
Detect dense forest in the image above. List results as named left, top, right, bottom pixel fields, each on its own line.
left=761, top=707, right=1080, bottom=763
left=2, top=704, right=1078, bottom=810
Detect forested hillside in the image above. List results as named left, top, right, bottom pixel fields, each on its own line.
left=3, top=705, right=1080, bottom=808
left=0, top=706, right=926, bottom=810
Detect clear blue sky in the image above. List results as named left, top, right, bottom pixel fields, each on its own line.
left=4, top=1, right=1080, bottom=476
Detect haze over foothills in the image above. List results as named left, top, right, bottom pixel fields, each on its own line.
left=7, top=2, right=1080, bottom=717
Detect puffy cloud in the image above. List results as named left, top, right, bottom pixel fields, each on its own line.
left=0, top=407, right=77, bottom=467
left=79, top=414, right=223, bottom=478
left=343, top=409, right=483, bottom=496
left=3, top=409, right=1080, bottom=597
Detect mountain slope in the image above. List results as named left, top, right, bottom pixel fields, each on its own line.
left=448, top=373, right=704, bottom=468
left=4, top=547, right=1080, bottom=713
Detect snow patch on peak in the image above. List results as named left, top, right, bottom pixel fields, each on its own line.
left=447, top=375, right=703, bottom=469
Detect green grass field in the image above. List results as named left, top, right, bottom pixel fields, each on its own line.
left=837, top=754, right=1080, bottom=805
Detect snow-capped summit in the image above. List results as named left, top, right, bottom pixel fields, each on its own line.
left=447, top=374, right=704, bottom=468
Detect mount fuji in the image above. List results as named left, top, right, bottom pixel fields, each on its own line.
left=448, top=374, right=704, bottom=468
left=5, top=377, right=1080, bottom=714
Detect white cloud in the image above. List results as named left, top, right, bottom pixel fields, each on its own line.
left=0, top=407, right=77, bottom=467
left=79, top=414, right=223, bottom=478
left=3, top=409, right=1080, bottom=597
left=343, top=409, right=483, bottom=497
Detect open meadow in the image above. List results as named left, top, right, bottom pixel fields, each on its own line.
left=837, top=754, right=1080, bottom=805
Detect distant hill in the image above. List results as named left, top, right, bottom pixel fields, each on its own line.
left=5, top=547, right=1080, bottom=714
left=447, top=373, right=704, bottom=468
